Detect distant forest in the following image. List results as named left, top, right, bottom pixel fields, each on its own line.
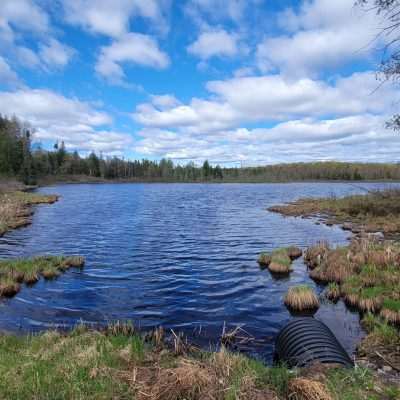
left=1, top=115, right=400, bottom=184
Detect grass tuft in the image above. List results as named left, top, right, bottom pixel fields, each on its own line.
left=284, top=285, right=320, bottom=312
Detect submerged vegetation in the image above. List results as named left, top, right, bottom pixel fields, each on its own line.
left=0, top=324, right=398, bottom=400
left=0, top=255, right=85, bottom=297
left=269, top=188, right=400, bottom=237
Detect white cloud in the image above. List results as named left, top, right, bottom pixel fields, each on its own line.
left=96, top=33, right=170, bottom=84
left=131, top=69, right=400, bottom=163
left=256, top=0, right=380, bottom=77
left=134, top=114, right=400, bottom=164
left=0, top=56, right=20, bottom=87
left=62, top=0, right=170, bottom=37
left=133, top=72, right=398, bottom=133
left=0, top=88, right=133, bottom=154
left=0, top=1, right=74, bottom=75
left=0, top=0, right=49, bottom=33
left=39, top=39, right=75, bottom=69
left=187, top=30, right=239, bottom=60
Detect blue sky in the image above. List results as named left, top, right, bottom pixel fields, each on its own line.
left=0, top=0, right=399, bottom=165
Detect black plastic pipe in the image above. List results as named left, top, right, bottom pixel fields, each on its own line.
left=275, top=318, right=354, bottom=368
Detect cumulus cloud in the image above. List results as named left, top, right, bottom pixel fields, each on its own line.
left=0, top=89, right=133, bottom=154
left=133, top=72, right=398, bottom=133
left=256, top=0, right=380, bottom=77
left=187, top=29, right=239, bottom=60
left=134, top=114, right=399, bottom=164
left=62, top=0, right=170, bottom=37
left=96, top=33, right=170, bottom=84
left=131, top=69, right=400, bottom=163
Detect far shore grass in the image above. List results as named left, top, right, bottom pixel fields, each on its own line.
left=0, top=324, right=398, bottom=400
left=269, top=188, right=400, bottom=237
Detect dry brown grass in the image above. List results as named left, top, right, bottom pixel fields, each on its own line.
left=288, top=378, right=332, bottom=400
left=269, top=261, right=291, bottom=274
left=0, top=277, right=20, bottom=297
left=287, top=246, right=303, bottom=260
left=269, top=189, right=400, bottom=237
left=304, top=242, right=329, bottom=270
left=0, top=191, right=58, bottom=236
left=127, top=348, right=279, bottom=400
left=284, top=286, right=320, bottom=312
left=380, top=308, right=400, bottom=325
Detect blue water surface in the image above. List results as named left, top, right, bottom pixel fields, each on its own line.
left=0, top=182, right=396, bottom=360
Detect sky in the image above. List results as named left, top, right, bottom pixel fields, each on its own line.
left=0, top=0, right=400, bottom=166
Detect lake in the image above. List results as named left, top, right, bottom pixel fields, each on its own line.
left=0, top=182, right=396, bottom=361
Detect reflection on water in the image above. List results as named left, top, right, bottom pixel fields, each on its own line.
left=0, top=182, right=395, bottom=360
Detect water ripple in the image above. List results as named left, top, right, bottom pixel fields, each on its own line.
left=0, top=182, right=395, bottom=360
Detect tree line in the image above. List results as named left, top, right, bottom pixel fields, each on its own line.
left=1, top=114, right=400, bottom=184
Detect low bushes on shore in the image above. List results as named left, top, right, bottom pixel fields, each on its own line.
left=0, top=255, right=85, bottom=297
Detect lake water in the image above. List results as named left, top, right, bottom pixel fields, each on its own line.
left=0, top=182, right=396, bottom=361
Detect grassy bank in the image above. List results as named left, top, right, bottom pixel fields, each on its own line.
left=0, top=190, right=58, bottom=237
left=0, top=325, right=398, bottom=400
left=269, top=189, right=400, bottom=237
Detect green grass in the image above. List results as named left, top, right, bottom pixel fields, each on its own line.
left=382, top=298, right=400, bottom=312
left=326, top=367, right=376, bottom=400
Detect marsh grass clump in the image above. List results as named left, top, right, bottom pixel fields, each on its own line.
left=357, top=287, right=386, bottom=313
left=0, top=276, right=20, bottom=297
left=325, top=282, right=340, bottom=303
left=257, top=252, right=271, bottom=267
left=284, top=285, right=320, bottom=312
left=64, top=256, right=85, bottom=268
left=286, top=246, right=303, bottom=260
left=304, top=241, right=329, bottom=270
left=0, top=255, right=85, bottom=297
left=380, top=299, right=400, bottom=325
left=269, top=249, right=292, bottom=274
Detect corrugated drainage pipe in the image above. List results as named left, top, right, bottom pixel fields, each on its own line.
left=275, top=318, right=354, bottom=368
